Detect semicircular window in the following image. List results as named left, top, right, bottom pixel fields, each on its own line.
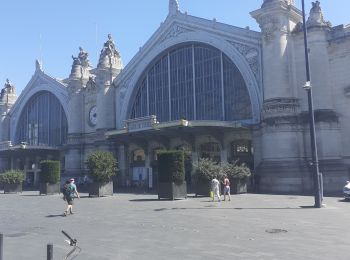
left=130, top=43, right=252, bottom=123
left=15, top=91, right=68, bottom=146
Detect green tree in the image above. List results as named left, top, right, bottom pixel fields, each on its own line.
left=220, top=162, right=251, bottom=180
left=192, top=158, right=221, bottom=184
left=85, top=151, right=118, bottom=183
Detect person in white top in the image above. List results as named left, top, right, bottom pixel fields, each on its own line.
left=211, top=176, right=221, bottom=202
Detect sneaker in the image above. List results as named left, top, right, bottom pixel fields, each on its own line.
left=63, top=212, right=67, bottom=217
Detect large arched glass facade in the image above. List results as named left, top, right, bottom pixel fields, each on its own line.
left=15, top=91, right=68, bottom=146
left=130, top=43, right=252, bottom=122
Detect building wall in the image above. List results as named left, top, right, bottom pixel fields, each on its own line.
left=2, top=1, right=350, bottom=193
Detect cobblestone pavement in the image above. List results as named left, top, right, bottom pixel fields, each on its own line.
left=0, top=191, right=349, bottom=260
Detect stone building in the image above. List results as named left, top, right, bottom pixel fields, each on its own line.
left=0, top=0, right=349, bottom=194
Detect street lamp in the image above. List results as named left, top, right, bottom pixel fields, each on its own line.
left=301, top=0, right=323, bottom=208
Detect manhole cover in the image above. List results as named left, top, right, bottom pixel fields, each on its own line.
left=265, top=229, right=288, bottom=234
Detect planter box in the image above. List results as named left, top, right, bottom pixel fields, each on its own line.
left=231, top=179, right=247, bottom=194
left=194, top=182, right=211, bottom=197
left=4, top=183, right=22, bottom=194
left=39, top=183, right=61, bottom=195
left=89, top=181, right=113, bottom=197
left=158, top=181, right=187, bottom=200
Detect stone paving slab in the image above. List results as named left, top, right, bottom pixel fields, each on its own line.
left=0, top=191, right=350, bottom=260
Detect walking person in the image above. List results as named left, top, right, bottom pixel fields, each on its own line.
left=223, top=175, right=231, bottom=201
left=211, top=176, right=221, bottom=202
left=63, top=178, right=80, bottom=216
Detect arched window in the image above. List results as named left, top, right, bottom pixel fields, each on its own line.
left=130, top=43, right=252, bottom=123
left=15, top=91, right=67, bottom=146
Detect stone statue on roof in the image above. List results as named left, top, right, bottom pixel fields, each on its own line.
left=71, top=55, right=81, bottom=66
left=70, top=47, right=91, bottom=68
left=100, top=34, right=120, bottom=58
left=78, top=47, right=91, bottom=68
left=1, top=79, right=16, bottom=95
left=307, top=1, right=331, bottom=28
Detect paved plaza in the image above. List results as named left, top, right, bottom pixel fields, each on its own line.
left=0, top=191, right=349, bottom=260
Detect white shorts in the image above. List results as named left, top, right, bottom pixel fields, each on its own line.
left=224, top=186, right=230, bottom=194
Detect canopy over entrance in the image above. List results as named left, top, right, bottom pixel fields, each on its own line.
left=106, top=116, right=248, bottom=144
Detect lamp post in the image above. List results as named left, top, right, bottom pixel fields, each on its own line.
left=301, top=0, right=323, bottom=208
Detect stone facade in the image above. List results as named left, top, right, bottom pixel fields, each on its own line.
left=0, top=0, right=349, bottom=194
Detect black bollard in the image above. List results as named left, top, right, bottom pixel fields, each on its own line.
left=0, top=233, right=3, bottom=260
left=47, top=243, right=53, bottom=260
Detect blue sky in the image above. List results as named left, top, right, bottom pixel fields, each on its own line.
left=1, top=0, right=349, bottom=95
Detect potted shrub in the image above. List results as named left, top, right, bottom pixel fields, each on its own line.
left=85, top=150, right=118, bottom=197
left=192, top=158, right=221, bottom=197
left=221, top=162, right=251, bottom=194
left=157, top=150, right=187, bottom=200
left=39, top=160, right=61, bottom=195
left=0, top=170, right=25, bottom=193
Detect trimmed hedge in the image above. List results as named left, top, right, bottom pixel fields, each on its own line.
left=39, top=160, right=60, bottom=184
left=85, top=151, right=118, bottom=183
left=0, top=170, right=25, bottom=184
left=158, top=150, right=185, bottom=185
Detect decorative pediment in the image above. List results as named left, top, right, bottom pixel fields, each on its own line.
left=160, top=24, right=193, bottom=43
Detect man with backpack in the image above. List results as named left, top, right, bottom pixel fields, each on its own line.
left=63, top=178, right=80, bottom=216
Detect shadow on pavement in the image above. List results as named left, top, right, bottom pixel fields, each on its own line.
left=153, top=206, right=317, bottom=211
left=46, top=214, right=65, bottom=218
left=129, top=198, right=160, bottom=202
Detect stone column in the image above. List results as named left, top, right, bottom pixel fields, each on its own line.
left=251, top=1, right=310, bottom=194
left=96, top=34, right=123, bottom=131
left=117, top=144, right=127, bottom=185
left=65, top=50, right=90, bottom=177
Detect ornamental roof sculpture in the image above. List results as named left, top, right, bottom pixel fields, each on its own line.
left=35, top=59, right=43, bottom=71
left=0, top=79, right=16, bottom=99
left=78, top=47, right=91, bottom=68
left=70, top=47, right=91, bottom=68
left=70, top=47, right=91, bottom=80
left=85, top=76, right=96, bottom=91
left=100, top=34, right=120, bottom=58
left=169, top=0, right=180, bottom=16
left=98, top=34, right=122, bottom=69
left=307, top=1, right=331, bottom=28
